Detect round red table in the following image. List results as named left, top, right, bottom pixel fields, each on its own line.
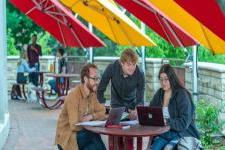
left=83, top=125, right=170, bottom=150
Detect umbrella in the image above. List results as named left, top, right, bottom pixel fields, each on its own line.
left=149, top=0, right=225, bottom=54
left=175, top=0, right=225, bottom=42
left=115, top=0, right=197, bottom=47
left=60, top=0, right=156, bottom=46
left=10, top=0, right=105, bottom=48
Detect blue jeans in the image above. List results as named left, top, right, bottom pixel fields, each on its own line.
left=76, top=129, right=106, bottom=150
left=151, top=131, right=180, bottom=150
left=48, top=78, right=64, bottom=93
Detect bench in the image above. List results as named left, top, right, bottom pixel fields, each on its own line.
left=32, top=87, right=65, bottom=109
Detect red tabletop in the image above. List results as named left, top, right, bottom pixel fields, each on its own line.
left=84, top=125, right=169, bottom=137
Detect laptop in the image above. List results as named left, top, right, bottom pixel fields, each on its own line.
left=105, top=107, right=125, bottom=127
left=137, top=106, right=165, bottom=126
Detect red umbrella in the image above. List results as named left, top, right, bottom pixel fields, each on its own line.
left=115, top=0, right=197, bottom=47
left=175, top=0, right=225, bottom=41
left=10, top=0, right=105, bottom=48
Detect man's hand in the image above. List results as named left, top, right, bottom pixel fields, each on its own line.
left=80, top=114, right=93, bottom=122
left=128, top=109, right=137, bottom=120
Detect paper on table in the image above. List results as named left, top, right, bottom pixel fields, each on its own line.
left=120, top=120, right=139, bottom=126
left=75, top=120, right=106, bottom=126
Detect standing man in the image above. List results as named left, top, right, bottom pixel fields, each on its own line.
left=27, top=34, right=42, bottom=86
left=55, top=63, right=106, bottom=150
left=97, top=48, right=145, bottom=120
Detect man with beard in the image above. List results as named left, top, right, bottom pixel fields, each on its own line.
left=97, top=48, right=145, bottom=120
left=55, top=64, right=106, bottom=150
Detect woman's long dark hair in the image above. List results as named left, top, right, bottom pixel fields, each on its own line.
left=158, top=64, right=184, bottom=91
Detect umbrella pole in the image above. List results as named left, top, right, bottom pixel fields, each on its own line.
left=88, top=23, right=94, bottom=63
left=141, top=22, right=146, bottom=102
left=192, top=45, right=198, bottom=102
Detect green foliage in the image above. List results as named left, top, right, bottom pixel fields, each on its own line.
left=7, top=0, right=43, bottom=48
left=196, top=100, right=224, bottom=146
left=7, top=29, right=19, bottom=55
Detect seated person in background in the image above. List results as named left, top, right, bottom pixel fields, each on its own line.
left=48, top=48, right=67, bottom=93
left=17, top=50, right=36, bottom=84
left=149, top=64, right=200, bottom=150
left=97, top=48, right=145, bottom=120
left=13, top=51, right=36, bottom=100
left=55, top=63, right=106, bottom=150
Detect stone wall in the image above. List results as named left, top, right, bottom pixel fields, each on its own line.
left=7, top=56, right=225, bottom=106
left=185, top=62, right=225, bottom=108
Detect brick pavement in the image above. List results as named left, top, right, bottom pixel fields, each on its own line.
left=3, top=100, right=150, bottom=150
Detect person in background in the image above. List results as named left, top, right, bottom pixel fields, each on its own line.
left=27, top=34, right=42, bottom=86
left=149, top=64, right=200, bottom=150
left=55, top=63, right=106, bottom=150
left=13, top=50, right=36, bottom=100
left=97, top=48, right=145, bottom=120
left=48, top=48, right=67, bottom=93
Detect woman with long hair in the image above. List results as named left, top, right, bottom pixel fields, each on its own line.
left=149, top=64, right=200, bottom=150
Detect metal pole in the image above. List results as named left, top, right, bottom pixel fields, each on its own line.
left=192, top=45, right=198, bottom=102
left=88, top=23, right=93, bottom=63
left=141, top=22, right=146, bottom=75
left=141, top=22, right=146, bottom=102
left=0, top=0, right=7, bottom=122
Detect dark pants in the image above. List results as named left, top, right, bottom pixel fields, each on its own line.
left=57, top=130, right=106, bottom=150
left=29, top=63, right=39, bottom=86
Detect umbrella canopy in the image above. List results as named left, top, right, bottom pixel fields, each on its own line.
left=149, top=0, right=225, bottom=54
left=10, top=0, right=105, bottom=48
left=115, top=0, right=197, bottom=47
left=60, top=0, right=156, bottom=46
left=175, top=0, right=225, bottom=41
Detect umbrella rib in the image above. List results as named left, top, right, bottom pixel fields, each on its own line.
left=106, top=16, right=118, bottom=42
left=162, top=17, right=185, bottom=48
left=200, top=24, right=215, bottom=54
left=57, top=19, right=67, bottom=46
left=45, top=10, right=67, bottom=17
left=70, top=27, right=85, bottom=48
left=43, top=4, right=55, bottom=12
left=155, top=13, right=174, bottom=45
left=119, top=24, right=134, bottom=46
left=44, top=0, right=50, bottom=8
left=56, top=3, right=85, bottom=48
left=25, top=5, right=37, bottom=15
left=132, top=0, right=155, bottom=13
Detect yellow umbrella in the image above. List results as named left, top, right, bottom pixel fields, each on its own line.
left=60, top=0, right=156, bottom=46
left=150, top=0, right=225, bottom=54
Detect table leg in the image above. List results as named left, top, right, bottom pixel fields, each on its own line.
left=22, top=84, right=27, bottom=99
left=125, top=137, right=133, bottom=150
left=137, top=137, right=142, bottom=150
left=108, top=136, right=115, bottom=150
left=39, top=72, right=44, bottom=87
left=118, top=137, right=124, bottom=150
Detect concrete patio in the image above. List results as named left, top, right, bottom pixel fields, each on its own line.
left=3, top=99, right=149, bottom=150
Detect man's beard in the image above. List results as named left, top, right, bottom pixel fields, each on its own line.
left=86, top=81, right=97, bottom=93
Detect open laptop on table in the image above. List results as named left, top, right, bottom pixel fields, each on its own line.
left=137, top=106, right=165, bottom=126
left=105, top=107, right=125, bottom=127
left=76, top=107, right=125, bottom=127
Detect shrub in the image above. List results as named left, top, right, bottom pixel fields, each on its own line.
left=196, top=99, right=224, bottom=146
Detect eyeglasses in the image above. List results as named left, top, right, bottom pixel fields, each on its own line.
left=159, top=77, right=169, bottom=83
left=88, top=76, right=100, bottom=81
